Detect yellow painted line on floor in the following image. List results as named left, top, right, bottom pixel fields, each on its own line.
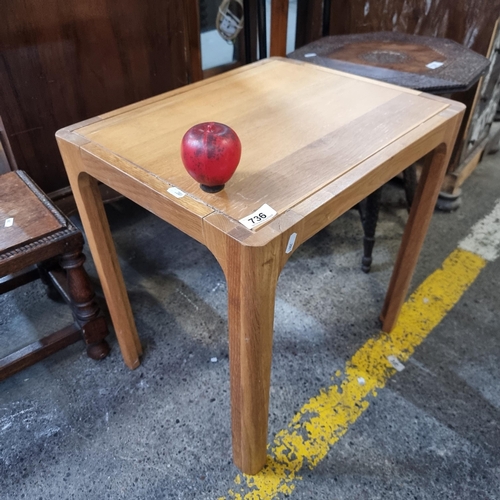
left=220, top=247, right=487, bottom=500
left=221, top=196, right=500, bottom=499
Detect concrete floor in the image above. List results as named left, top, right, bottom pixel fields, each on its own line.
left=1, top=150, right=500, bottom=499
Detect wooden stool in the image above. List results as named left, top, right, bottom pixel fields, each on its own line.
left=0, top=170, right=110, bottom=381
left=288, top=32, right=490, bottom=93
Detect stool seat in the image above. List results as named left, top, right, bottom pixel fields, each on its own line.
left=0, top=172, right=63, bottom=252
left=289, top=31, right=490, bottom=94
left=0, top=170, right=110, bottom=381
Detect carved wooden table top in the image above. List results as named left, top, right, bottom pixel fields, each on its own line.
left=289, top=31, right=490, bottom=94
left=56, top=58, right=464, bottom=474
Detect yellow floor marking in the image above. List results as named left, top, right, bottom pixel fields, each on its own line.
left=221, top=248, right=486, bottom=499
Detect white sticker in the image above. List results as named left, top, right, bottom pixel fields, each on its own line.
left=387, top=355, right=405, bottom=372
left=426, top=61, right=444, bottom=69
left=167, top=187, right=185, bottom=198
left=4, top=218, right=13, bottom=228
left=239, top=204, right=277, bottom=230
left=286, top=233, right=297, bottom=254
left=304, top=53, right=317, bottom=58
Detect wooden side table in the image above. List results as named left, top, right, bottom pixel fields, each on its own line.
left=56, top=58, right=464, bottom=474
left=0, top=171, right=110, bottom=381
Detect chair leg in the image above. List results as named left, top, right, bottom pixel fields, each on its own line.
left=359, top=187, right=383, bottom=273
left=60, top=249, right=110, bottom=360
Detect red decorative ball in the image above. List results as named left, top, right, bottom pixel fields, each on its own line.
left=181, top=122, right=242, bottom=192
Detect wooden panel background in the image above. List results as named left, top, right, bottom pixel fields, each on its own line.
left=295, top=0, right=324, bottom=50
left=0, top=0, right=201, bottom=195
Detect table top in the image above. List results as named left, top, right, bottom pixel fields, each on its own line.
left=65, top=58, right=461, bottom=241
left=289, top=32, right=490, bottom=94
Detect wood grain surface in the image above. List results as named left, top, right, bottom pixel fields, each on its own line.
left=75, top=58, right=445, bottom=223
left=0, top=172, right=62, bottom=252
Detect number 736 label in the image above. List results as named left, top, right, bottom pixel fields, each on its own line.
left=239, top=204, right=277, bottom=230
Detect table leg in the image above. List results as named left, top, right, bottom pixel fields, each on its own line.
left=380, top=142, right=453, bottom=331
left=207, top=229, right=283, bottom=474
left=228, top=243, right=281, bottom=474
left=57, top=136, right=142, bottom=369
left=73, top=172, right=142, bottom=368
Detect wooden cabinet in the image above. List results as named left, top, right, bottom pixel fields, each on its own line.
left=0, top=0, right=201, bottom=198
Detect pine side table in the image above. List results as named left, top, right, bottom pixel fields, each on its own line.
left=56, top=58, right=464, bottom=475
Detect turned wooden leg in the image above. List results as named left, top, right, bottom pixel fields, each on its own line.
left=359, top=188, right=383, bottom=273
left=60, top=248, right=110, bottom=360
